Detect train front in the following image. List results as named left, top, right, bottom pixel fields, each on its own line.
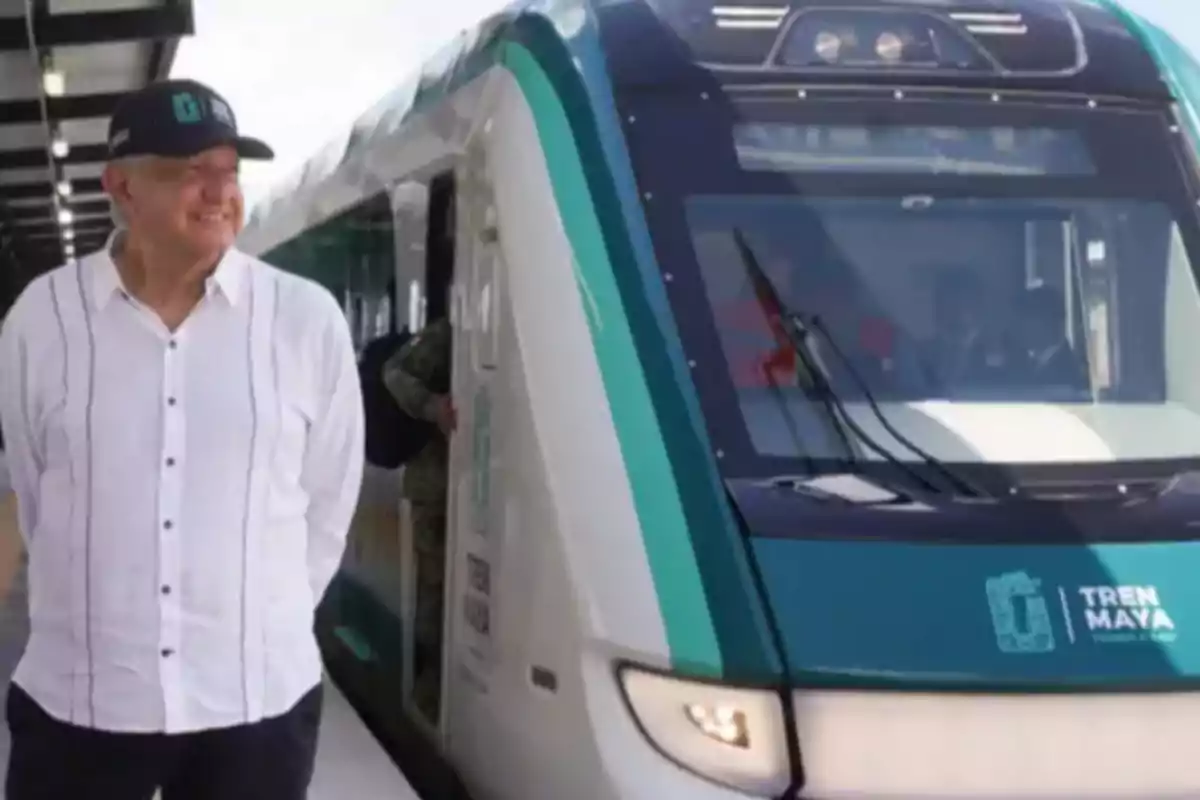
left=598, top=0, right=1200, bottom=797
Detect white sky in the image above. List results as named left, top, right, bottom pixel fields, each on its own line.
left=169, top=0, right=1198, bottom=212
left=169, top=0, right=506, bottom=210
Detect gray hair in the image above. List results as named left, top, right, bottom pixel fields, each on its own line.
left=105, top=155, right=151, bottom=230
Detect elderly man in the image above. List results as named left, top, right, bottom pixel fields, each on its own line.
left=0, top=79, right=364, bottom=799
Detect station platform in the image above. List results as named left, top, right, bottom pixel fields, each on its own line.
left=0, top=561, right=420, bottom=800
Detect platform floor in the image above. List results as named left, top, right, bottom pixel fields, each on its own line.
left=0, top=562, right=419, bottom=799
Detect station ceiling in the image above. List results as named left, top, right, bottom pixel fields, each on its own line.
left=0, top=0, right=194, bottom=279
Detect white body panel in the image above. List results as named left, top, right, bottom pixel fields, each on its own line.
left=439, top=69, right=747, bottom=800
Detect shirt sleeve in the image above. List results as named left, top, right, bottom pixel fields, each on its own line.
left=0, top=290, right=42, bottom=548
left=300, top=289, right=365, bottom=606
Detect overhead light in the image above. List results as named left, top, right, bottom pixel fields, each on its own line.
left=57, top=208, right=73, bottom=225
left=51, top=132, right=69, bottom=159
left=56, top=179, right=71, bottom=197
left=42, top=69, right=65, bottom=97
left=62, top=228, right=75, bottom=242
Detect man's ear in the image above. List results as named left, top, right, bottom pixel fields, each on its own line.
left=101, top=161, right=134, bottom=211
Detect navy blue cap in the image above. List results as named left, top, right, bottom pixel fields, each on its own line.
left=107, top=78, right=274, bottom=161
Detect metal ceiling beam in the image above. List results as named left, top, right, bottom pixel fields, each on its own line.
left=7, top=199, right=111, bottom=220
left=0, top=4, right=195, bottom=51
left=27, top=243, right=108, bottom=258
left=0, top=178, right=104, bottom=199
left=0, top=92, right=130, bottom=125
left=27, top=240, right=107, bottom=252
left=19, top=211, right=110, bottom=225
left=24, top=242, right=108, bottom=255
left=12, top=209, right=110, bottom=224
left=146, top=1, right=187, bottom=83
left=0, top=143, right=108, bottom=170
left=15, top=218, right=110, bottom=236
left=5, top=196, right=110, bottom=212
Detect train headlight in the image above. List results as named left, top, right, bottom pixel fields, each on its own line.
left=618, top=665, right=791, bottom=797
left=684, top=703, right=750, bottom=748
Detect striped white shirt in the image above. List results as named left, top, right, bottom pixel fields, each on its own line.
left=0, top=236, right=364, bottom=733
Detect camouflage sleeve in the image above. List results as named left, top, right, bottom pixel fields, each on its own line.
left=383, top=318, right=451, bottom=422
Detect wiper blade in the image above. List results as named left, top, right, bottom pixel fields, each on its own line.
left=805, top=313, right=989, bottom=499
left=731, top=228, right=986, bottom=499
left=762, top=474, right=911, bottom=507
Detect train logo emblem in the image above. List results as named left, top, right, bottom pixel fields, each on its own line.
left=986, top=571, right=1056, bottom=654
left=985, top=572, right=1178, bottom=652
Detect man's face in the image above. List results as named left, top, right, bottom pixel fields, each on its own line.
left=105, top=145, right=243, bottom=260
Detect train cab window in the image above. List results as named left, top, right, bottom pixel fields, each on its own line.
left=623, top=91, right=1200, bottom=470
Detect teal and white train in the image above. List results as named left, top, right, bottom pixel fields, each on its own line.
left=238, top=1, right=1200, bottom=797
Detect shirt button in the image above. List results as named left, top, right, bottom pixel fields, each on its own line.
left=161, top=648, right=173, bottom=658
left=165, top=457, right=175, bottom=467
left=168, top=340, right=178, bottom=350
left=163, top=520, right=173, bottom=530
left=167, top=397, right=177, bottom=406
left=161, top=585, right=171, bottom=595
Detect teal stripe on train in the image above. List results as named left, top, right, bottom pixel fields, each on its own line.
left=500, top=13, right=779, bottom=680
left=557, top=9, right=783, bottom=681
left=503, top=42, right=720, bottom=672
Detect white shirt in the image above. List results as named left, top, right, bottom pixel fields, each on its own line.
left=0, top=236, right=365, bottom=734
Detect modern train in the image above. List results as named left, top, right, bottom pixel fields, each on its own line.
left=237, top=0, right=1200, bottom=797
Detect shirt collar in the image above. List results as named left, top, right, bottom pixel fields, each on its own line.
left=90, top=229, right=247, bottom=310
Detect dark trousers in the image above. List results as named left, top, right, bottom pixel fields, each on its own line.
left=4, top=682, right=323, bottom=800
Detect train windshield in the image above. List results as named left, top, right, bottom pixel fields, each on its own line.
left=623, top=92, right=1200, bottom=474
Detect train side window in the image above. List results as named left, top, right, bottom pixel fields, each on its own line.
left=278, top=191, right=396, bottom=355
left=391, top=180, right=430, bottom=334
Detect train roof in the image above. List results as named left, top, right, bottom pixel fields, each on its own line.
left=597, top=0, right=1172, bottom=97
left=241, top=0, right=1200, bottom=254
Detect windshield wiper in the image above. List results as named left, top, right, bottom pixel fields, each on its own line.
left=804, top=313, right=989, bottom=499
left=731, top=228, right=986, bottom=499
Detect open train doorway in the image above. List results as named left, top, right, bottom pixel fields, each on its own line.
left=402, top=170, right=457, bottom=734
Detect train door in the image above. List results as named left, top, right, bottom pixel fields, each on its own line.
left=383, top=179, right=429, bottom=738
left=399, top=169, right=458, bottom=737
left=442, top=132, right=502, bottom=756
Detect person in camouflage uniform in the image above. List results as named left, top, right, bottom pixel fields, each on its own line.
left=382, top=315, right=455, bottom=722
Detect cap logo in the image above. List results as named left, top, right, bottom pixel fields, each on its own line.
left=109, top=128, right=130, bottom=151
left=172, top=92, right=202, bottom=124
left=211, top=98, right=234, bottom=128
